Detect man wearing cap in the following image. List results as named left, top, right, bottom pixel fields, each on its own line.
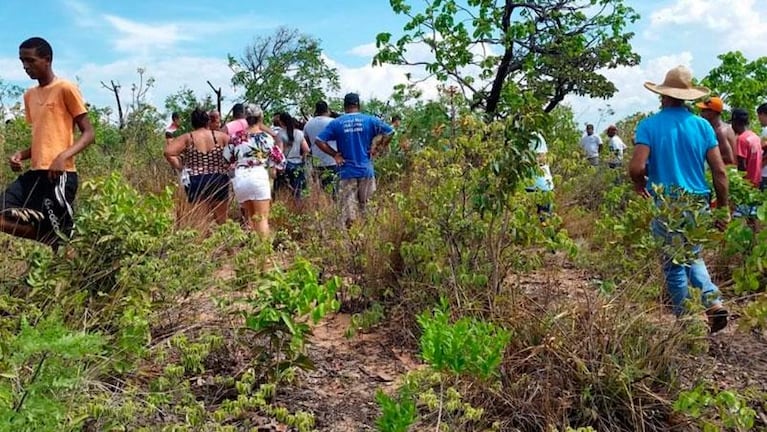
left=629, top=65, right=730, bottom=333
left=315, top=93, right=394, bottom=227
left=303, top=100, right=339, bottom=197
left=697, top=96, right=736, bottom=165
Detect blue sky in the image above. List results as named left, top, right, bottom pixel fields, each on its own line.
left=1, top=0, right=766, bottom=129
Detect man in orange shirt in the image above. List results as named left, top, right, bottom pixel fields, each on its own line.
left=0, top=37, right=94, bottom=247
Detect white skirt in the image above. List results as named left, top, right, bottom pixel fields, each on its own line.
left=232, top=166, right=271, bottom=203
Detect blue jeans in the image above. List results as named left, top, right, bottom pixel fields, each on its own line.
left=650, top=218, right=722, bottom=316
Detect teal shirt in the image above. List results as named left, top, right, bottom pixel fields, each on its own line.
left=635, top=107, right=717, bottom=196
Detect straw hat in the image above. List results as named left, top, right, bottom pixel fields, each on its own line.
left=644, top=65, right=710, bottom=101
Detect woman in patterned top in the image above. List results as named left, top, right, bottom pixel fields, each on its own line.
left=164, top=107, right=231, bottom=225
left=223, top=104, right=283, bottom=235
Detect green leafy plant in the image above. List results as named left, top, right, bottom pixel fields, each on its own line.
left=239, top=258, right=341, bottom=380
left=674, top=385, right=757, bottom=431
left=417, top=300, right=511, bottom=380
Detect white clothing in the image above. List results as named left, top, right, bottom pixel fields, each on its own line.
left=580, top=134, right=602, bottom=158
left=608, top=135, right=627, bottom=159
left=231, top=166, right=271, bottom=203
left=530, top=132, right=553, bottom=191
left=304, top=116, right=337, bottom=167
left=278, top=129, right=306, bottom=164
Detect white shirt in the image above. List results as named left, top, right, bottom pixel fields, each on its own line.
left=304, top=116, right=337, bottom=167
left=580, top=134, right=602, bottom=158
left=608, top=135, right=626, bottom=158
left=530, top=132, right=553, bottom=191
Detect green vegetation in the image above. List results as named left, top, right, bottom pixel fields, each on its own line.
left=1, top=3, right=767, bottom=431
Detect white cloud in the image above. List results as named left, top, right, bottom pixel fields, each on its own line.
left=647, top=0, right=767, bottom=55
left=348, top=43, right=378, bottom=58
left=104, top=15, right=191, bottom=53
left=566, top=52, right=695, bottom=129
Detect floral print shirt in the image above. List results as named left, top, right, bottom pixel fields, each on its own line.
left=223, top=129, right=284, bottom=169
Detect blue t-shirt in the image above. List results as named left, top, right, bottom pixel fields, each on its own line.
left=634, top=107, right=717, bottom=196
left=317, top=113, right=394, bottom=179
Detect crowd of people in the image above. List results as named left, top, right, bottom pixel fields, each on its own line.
left=3, top=38, right=767, bottom=334
left=162, top=93, right=395, bottom=235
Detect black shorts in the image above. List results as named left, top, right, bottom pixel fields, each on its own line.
left=1, top=170, right=78, bottom=243
left=187, top=173, right=229, bottom=203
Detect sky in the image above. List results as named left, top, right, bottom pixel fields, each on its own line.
left=1, top=0, right=766, bottom=129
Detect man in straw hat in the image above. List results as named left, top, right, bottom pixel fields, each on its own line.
left=628, top=65, right=730, bottom=333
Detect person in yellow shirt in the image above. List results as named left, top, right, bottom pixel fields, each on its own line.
left=0, top=37, right=94, bottom=247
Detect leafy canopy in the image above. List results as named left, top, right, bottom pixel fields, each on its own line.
left=701, top=51, right=767, bottom=117
left=374, top=0, right=640, bottom=118
left=228, top=27, right=340, bottom=117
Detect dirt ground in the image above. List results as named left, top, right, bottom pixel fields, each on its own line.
left=167, top=256, right=767, bottom=431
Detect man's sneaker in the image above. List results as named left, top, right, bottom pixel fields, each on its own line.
left=706, top=306, right=729, bottom=334
left=1, top=208, right=44, bottom=224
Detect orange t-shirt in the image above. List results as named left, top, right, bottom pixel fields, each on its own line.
left=24, top=78, right=88, bottom=171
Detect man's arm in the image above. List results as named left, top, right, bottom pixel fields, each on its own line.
left=9, top=148, right=31, bottom=171
left=164, top=135, right=187, bottom=171
left=706, top=146, right=729, bottom=208
left=715, top=128, right=735, bottom=165
left=48, top=113, right=95, bottom=179
left=628, top=143, right=651, bottom=198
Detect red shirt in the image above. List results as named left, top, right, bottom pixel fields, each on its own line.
left=737, top=130, right=762, bottom=187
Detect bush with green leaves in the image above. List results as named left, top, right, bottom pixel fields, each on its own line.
left=236, top=258, right=341, bottom=382
left=0, top=315, right=105, bottom=432
left=674, top=384, right=757, bottom=431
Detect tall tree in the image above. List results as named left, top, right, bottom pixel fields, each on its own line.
left=701, top=51, right=767, bottom=116
left=228, top=27, right=340, bottom=116
left=374, top=0, right=640, bottom=118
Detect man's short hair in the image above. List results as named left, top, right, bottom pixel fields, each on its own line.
left=19, top=37, right=53, bottom=61
left=757, top=103, right=767, bottom=115
left=343, top=93, right=360, bottom=108
left=171, top=112, right=180, bottom=121
left=314, top=100, right=329, bottom=116
left=731, top=108, right=750, bottom=124
left=232, top=103, right=245, bottom=118
left=586, top=124, right=594, bottom=129
left=392, top=114, right=402, bottom=123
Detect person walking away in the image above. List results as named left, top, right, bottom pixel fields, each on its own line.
left=580, top=124, right=602, bottom=166
left=223, top=103, right=247, bottom=136
left=697, top=97, right=737, bottom=165
left=276, top=112, right=310, bottom=201
left=0, top=37, right=95, bottom=248
left=224, top=104, right=284, bottom=236
left=730, top=108, right=762, bottom=219
left=628, top=65, right=729, bottom=333
left=606, top=125, right=626, bottom=168
left=303, top=101, right=339, bottom=197
left=755, top=103, right=767, bottom=191
left=165, top=108, right=231, bottom=227
left=315, top=93, right=394, bottom=228
left=524, top=132, right=554, bottom=220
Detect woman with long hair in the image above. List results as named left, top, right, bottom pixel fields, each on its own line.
left=164, top=107, right=231, bottom=226
left=276, top=112, right=310, bottom=199
left=223, top=104, right=284, bottom=236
